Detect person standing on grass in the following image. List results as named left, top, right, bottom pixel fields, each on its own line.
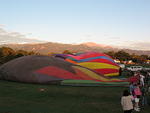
left=133, top=83, right=142, bottom=112
left=129, top=82, right=135, bottom=97
left=141, top=84, right=148, bottom=107
left=121, top=90, right=134, bottom=113
left=139, top=73, right=145, bottom=87
left=147, top=72, right=150, bottom=86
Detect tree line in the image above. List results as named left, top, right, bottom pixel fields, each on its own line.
left=105, top=50, right=150, bottom=64
left=0, top=47, right=39, bottom=64
left=0, top=47, right=150, bottom=65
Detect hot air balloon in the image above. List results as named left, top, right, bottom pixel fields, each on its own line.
left=0, top=55, right=127, bottom=86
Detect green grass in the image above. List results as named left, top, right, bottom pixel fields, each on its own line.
left=61, top=80, right=129, bottom=86
left=0, top=80, right=150, bottom=113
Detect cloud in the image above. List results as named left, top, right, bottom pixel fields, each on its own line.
left=0, top=24, right=5, bottom=27
left=0, top=27, right=45, bottom=44
left=0, top=28, right=7, bottom=34
left=115, top=41, right=150, bottom=50
left=128, top=42, right=150, bottom=50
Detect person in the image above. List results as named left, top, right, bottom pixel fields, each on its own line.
left=129, top=82, right=135, bottom=96
left=133, top=83, right=142, bottom=112
left=147, top=72, right=150, bottom=86
left=144, top=72, right=149, bottom=85
left=128, top=72, right=140, bottom=85
left=141, top=84, right=148, bottom=107
left=121, top=90, right=134, bottom=113
left=139, top=73, right=145, bottom=87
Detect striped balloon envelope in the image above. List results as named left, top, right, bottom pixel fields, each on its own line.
left=0, top=55, right=127, bottom=86
left=66, top=52, right=120, bottom=76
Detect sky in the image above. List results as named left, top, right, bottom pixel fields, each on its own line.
left=0, top=0, right=150, bottom=50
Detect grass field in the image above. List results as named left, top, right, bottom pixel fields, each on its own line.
left=0, top=80, right=150, bottom=113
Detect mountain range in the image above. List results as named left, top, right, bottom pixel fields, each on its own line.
left=1, top=27, right=150, bottom=55
left=1, top=42, right=150, bottom=55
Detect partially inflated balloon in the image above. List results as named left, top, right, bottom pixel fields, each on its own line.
left=66, top=52, right=120, bottom=76
left=0, top=55, right=125, bottom=86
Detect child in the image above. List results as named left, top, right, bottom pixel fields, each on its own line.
left=133, top=83, right=142, bottom=112
left=129, top=82, right=135, bottom=96
left=121, top=90, right=134, bottom=113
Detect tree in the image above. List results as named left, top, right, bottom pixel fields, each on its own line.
left=63, top=50, right=73, bottom=54
left=114, top=50, right=131, bottom=61
left=0, top=47, right=40, bottom=64
left=28, top=51, right=38, bottom=55
left=0, top=47, right=16, bottom=64
left=104, top=51, right=115, bottom=59
left=130, top=54, right=149, bottom=64
left=15, top=50, right=29, bottom=57
left=130, top=54, right=139, bottom=63
left=0, top=47, right=15, bottom=57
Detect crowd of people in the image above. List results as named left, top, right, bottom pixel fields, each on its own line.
left=121, top=71, right=150, bottom=113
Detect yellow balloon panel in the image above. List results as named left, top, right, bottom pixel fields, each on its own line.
left=78, top=62, right=119, bottom=70
left=73, top=66, right=111, bottom=82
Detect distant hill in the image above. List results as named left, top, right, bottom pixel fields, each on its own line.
left=0, top=42, right=117, bottom=54
left=82, top=42, right=114, bottom=49
left=0, top=42, right=150, bottom=55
